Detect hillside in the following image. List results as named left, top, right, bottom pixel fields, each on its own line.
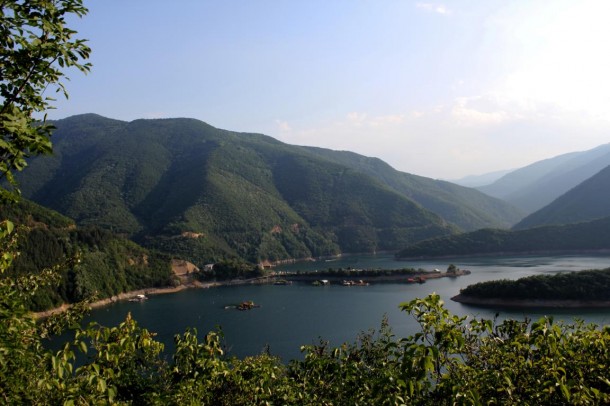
left=396, top=216, right=610, bottom=258
left=514, top=165, right=610, bottom=230
left=16, top=114, right=498, bottom=265
left=303, top=148, right=523, bottom=230
left=477, top=143, right=610, bottom=213
left=0, top=199, right=173, bottom=311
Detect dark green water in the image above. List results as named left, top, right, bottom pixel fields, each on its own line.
left=81, top=254, right=610, bottom=362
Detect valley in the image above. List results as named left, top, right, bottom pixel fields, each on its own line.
left=7, top=114, right=610, bottom=314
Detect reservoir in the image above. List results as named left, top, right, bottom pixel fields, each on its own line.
left=81, top=254, right=610, bottom=362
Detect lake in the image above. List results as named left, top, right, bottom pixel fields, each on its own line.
left=81, top=254, right=610, bottom=362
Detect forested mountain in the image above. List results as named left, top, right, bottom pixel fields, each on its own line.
left=396, top=216, right=610, bottom=258
left=0, top=199, right=172, bottom=311
left=477, top=143, right=610, bottom=213
left=514, top=165, right=610, bottom=230
left=303, top=148, right=522, bottom=230
left=16, top=113, right=518, bottom=265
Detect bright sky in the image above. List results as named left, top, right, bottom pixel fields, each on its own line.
left=50, top=0, right=610, bottom=179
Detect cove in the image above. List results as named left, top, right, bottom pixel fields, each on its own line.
left=77, top=253, right=610, bottom=362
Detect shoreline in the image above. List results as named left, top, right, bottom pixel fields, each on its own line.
left=33, top=269, right=470, bottom=319
left=32, top=275, right=284, bottom=319
left=32, top=281, right=219, bottom=319
left=451, top=294, right=610, bottom=309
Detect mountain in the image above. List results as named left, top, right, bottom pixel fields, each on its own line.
left=396, top=216, right=610, bottom=259
left=15, top=114, right=464, bottom=264
left=302, top=148, right=523, bottom=230
left=477, top=143, right=610, bottom=213
left=15, top=114, right=521, bottom=265
left=513, top=165, right=610, bottom=230
left=449, top=168, right=513, bottom=188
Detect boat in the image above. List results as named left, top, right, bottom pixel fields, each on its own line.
left=342, top=279, right=369, bottom=286
left=129, top=294, right=148, bottom=302
left=237, top=300, right=261, bottom=311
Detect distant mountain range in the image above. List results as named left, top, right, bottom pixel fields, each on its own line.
left=514, top=164, right=610, bottom=230
left=449, top=169, right=513, bottom=188
left=396, top=143, right=610, bottom=258
left=15, top=114, right=521, bottom=265
left=476, top=143, right=610, bottom=214
left=309, top=141, right=610, bottom=257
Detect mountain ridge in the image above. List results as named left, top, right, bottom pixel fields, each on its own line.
left=514, top=164, right=610, bottom=229
left=17, top=114, right=521, bottom=265
left=477, top=143, right=610, bottom=213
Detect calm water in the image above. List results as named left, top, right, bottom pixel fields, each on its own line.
left=81, top=254, right=610, bottom=361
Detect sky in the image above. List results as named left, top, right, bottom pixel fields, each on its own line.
left=49, top=0, right=610, bottom=180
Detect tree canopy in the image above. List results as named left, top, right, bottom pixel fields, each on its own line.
left=0, top=0, right=90, bottom=200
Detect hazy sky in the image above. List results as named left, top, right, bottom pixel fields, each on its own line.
left=50, top=0, right=610, bottom=179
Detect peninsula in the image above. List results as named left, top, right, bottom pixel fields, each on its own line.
left=452, top=267, right=610, bottom=308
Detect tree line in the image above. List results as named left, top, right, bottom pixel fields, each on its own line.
left=460, top=268, right=610, bottom=301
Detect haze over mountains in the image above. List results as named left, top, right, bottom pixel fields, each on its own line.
left=399, top=148, right=610, bottom=258
left=450, top=169, right=514, bottom=188
left=514, top=164, right=610, bottom=230
left=476, top=143, right=610, bottom=213
left=16, top=114, right=521, bottom=265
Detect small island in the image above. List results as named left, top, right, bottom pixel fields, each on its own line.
left=452, top=267, right=610, bottom=308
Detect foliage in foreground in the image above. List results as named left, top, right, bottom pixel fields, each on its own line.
left=0, top=0, right=91, bottom=201
left=2, top=225, right=610, bottom=405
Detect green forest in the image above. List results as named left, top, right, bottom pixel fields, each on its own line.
left=0, top=200, right=173, bottom=311
left=458, top=268, right=610, bottom=301
left=16, top=113, right=464, bottom=264
left=397, top=216, right=610, bottom=258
